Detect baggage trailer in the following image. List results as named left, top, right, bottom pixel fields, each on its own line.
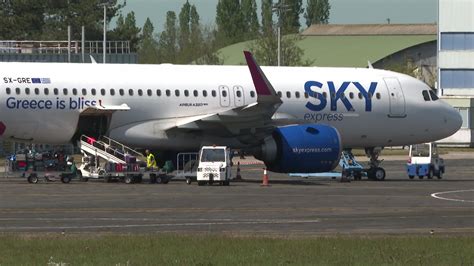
left=176, top=152, right=199, bottom=185
left=4, top=155, right=78, bottom=184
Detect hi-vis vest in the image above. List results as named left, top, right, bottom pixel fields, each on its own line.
left=147, top=153, right=157, bottom=167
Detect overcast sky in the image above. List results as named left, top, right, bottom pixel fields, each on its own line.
left=121, top=0, right=437, bottom=32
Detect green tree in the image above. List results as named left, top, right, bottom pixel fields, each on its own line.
left=261, top=0, right=274, bottom=34
left=216, top=0, right=244, bottom=45
left=158, top=11, right=178, bottom=63
left=138, top=18, right=159, bottom=64
left=249, top=33, right=310, bottom=66
left=241, top=0, right=259, bottom=39
left=0, top=0, right=46, bottom=39
left=42, top=0, right=125, bottom=40
left=304, top=0, right=331, bottom=27
left=178, top=1, right=192, bottom=63
left=280, top=0, right=303, bottom=34
left=112, top=11, right=141, bottom=51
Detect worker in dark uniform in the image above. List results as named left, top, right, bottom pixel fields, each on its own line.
left=145, top=150, right=157, bottom=170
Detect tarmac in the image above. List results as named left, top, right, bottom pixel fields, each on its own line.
left=0, top=153, right=473, bottom=236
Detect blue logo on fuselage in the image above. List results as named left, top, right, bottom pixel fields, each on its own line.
left=304, top=81, right=378, bottom=112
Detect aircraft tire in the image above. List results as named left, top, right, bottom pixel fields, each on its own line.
left=374, top=167, right=386, bottom=181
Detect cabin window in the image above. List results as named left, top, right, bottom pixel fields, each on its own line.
left=54, top=88, right=59, bottom=95
left=221, top=90, right=227, bottom=97
left=422, top=90, right=430, bottom=101
left=358, top=93, right=363, bottom=99
left=82, top=88, right=87, bottom=96
left=63, top=88, right=68, bottom=95
left=6, top=87, right=11, bottom=95
left=25, top=88, right=30, bottom=95
left=44, top=88, right=49, bottom=95
left=211, top=90, right=217, bottom=97
left=101, top=89, right=106, bottom=96
left=34, top=88, right=39, bottom=95
left=295, top=91, right=300, bottom=98
left=193, top=90, right=198, bottom=97
left=129, top=89, right=134, bottom=96
left=72, top=88, right=77, bottom=95
left=304, top=92, right=309, bottom=99
left=91, top=88, right=96, bottom=96
left=349, top=92, right=354, bottom=99
left=184, top=90, right=189, bottom=97
left=203, top=90, right=208, bottom=97
left=323, top=92, right=328, bottom=98
left=236, top=90, right=242, bottom=98
left=166, top=90, right=171, bottom=97
left=138, top=89, right=143, bottom=96
left=156, top=89, right=162, bottom=96
left=110, top=89, right=115, bottom=96
left=119, top=89, right=124, bottom=96
left=175, top=90, right=180, bottom=97
left=277, top=91, right=282, bottom=97
left=250, top=91, right=256, bottom=98
left=376, top=92, right=381, bottom=100
left=147, top=89, right=152, bottom=96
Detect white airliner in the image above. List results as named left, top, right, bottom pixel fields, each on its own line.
left=0, top=52, right=461, bottom=179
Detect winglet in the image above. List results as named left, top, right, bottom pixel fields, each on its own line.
left=90, top=55, right=97, bottom=64
left=244, top=51, right=280, bottom=100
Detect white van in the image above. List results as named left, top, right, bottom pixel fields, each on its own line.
left=196, top=146, right=231, bottom=186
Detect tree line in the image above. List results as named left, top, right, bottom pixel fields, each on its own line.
left=0, top=0, right=331, bottom=66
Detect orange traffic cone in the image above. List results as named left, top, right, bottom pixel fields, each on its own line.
left=234, top=162, right=242, bottom=181
left=261, top=168, right=269, bottom=186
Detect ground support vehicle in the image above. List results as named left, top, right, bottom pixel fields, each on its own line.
left=196, top=146, right=232, bottom=186
left=5, top=155, right=77, bottom=184
left=406, top=143, right=444, bottom=179
left=339, top=150, right=365, bottom=181
left=78, top=135, right=170, bottom=184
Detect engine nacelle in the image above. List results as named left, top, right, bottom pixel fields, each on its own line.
left=255, top=124, right=342, bottom=173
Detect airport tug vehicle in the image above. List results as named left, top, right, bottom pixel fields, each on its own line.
left=196, top=146, right=232, bottom=186
left=406, top=143, right=444, bottom=179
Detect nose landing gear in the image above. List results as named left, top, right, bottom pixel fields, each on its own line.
left=365, top=147, right=386, bottom=181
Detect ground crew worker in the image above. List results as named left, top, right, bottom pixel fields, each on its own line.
left=145, top=150, right=157, bottom=169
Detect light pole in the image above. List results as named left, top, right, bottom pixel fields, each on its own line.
left=272, top=1, right=291, bottom=67
left=99, top=1, right=113, bottom=64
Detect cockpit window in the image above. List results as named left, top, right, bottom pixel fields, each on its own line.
left=422, top=90, right=430, bottom=101
left=429, top=90, right=439, bottom=101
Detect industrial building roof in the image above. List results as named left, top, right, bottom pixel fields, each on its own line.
left=218, top=24, right=437, bottom=67
left=302, top=24, right=437, bottom=36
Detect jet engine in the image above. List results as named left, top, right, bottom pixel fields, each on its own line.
left=255, top=124, right=342, bottom=173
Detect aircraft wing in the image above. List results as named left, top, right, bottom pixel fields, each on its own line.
left=166, top=51, right=284, bottom=145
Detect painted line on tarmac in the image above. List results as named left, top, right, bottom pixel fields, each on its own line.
left=0, top=218, right=320, bottom=231
left=431, top=189, right=474, bottom=203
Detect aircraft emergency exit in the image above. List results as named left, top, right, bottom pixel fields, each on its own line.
left=0, top=52, right=462, bottom=179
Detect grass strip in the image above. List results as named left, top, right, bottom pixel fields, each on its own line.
left=0, top=234, right=473, bottom=265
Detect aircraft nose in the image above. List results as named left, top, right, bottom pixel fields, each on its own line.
left=443, top=105, right=462, bottom=136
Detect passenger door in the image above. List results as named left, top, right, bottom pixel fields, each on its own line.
left=384, top=77, right=406, bottom=117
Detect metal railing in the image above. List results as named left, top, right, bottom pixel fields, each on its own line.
left=0, top=40, right=131, bottom=54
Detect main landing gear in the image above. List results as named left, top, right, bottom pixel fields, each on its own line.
left=365, top=147, right=386, bottom=181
